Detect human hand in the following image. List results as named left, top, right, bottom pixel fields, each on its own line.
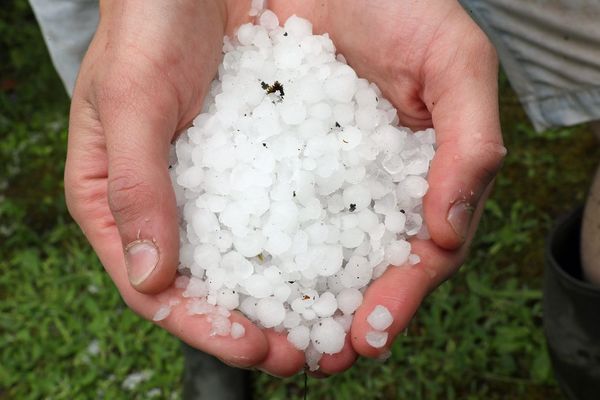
left=64, top=0, right=308, bottom=377
left=269, top=0, right=505, bottom=373
left=66, top=0, right=504, bottom=378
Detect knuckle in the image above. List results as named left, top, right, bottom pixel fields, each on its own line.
left=462, top=139, right=507, bottom=192
left=477, top=140, right=507, bottom=175
left=462, top=136, right=506, bottom=172
left=462, top=26, right=498, bottom=73
left=119, top=289, right=144, bottom=316
left=64, top=165, right=102, bottom=223
left=95, top=71, right=137, bottom=110
left=63, top=167, right=82, bottom=218
left=107, top=162, right=153, bottom=224
left=467, top=23, right=496, bottom=53
left=473, top=29, right=496, bottom=57
left=94, top=56, right=173, bottom=109
left=484, top=39, right=499, bottom=65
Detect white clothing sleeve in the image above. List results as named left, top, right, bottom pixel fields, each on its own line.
left=29, top=0, right=99, bottom=96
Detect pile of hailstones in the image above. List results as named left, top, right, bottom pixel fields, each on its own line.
left=160, top=12, right=436, bottom=370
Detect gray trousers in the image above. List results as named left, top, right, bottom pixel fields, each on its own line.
left=181, top=343, right=251, bottom=400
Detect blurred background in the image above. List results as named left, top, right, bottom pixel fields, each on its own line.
left=1, top=1, right=599, bottom=399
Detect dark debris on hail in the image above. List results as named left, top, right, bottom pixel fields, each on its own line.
left=349, top=203, right=357, bottom=212
left=261, top=80, right=285, bottom=97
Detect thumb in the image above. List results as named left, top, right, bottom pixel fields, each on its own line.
left=423, top=34, right=506, bottom=250
left=100, top=87, right=180, bottom=294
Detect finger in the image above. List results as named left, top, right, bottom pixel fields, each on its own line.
left=422, top=21, right=506, bottom=251
left=96, top=78, right=181, bottom=294
left=256, top=330, right=306, bottom=377
left=257, top=329, right=357, bottom=377
left=92, top=221, right=270, bottom=367
left=307, top=370, right=329, bottom=378
left=350, top=259, right=431, bottom=358
left=351, top=182, right=492, bottom=358
left=65, top=127, right=270, bottom=368
left=156, top=301, right=269, bottom=368
left=318, top=334, right=358, bottom=375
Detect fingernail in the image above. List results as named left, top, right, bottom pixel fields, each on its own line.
left=125, top=239, right=159, bottom=286
left=447, top=201, right=474, bottom=241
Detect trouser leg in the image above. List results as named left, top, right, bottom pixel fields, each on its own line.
left=181, top=342, right=252, bottom=400
left=581, top=163, right=600, bottom=285
left=589, top=121, right=600, bottom=142
left=543, top=205, right=600, bottom=400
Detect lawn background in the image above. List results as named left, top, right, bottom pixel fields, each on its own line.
left=2, top=1, right=599, bottom=399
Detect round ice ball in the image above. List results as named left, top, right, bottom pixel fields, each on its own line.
left=367, top=305, right=394, bottom=331
left=342, top=184, right=372, bottom=212
left=256, top=298, right=286, bottom=328
left=385, top=240, right=411, bottom=266
left=310, top=318, right=346, bottom=354
left=230, top=322, right=246, bottom=339
left=288, top=325, right=311, bottom=350
left=336, top=288, right=363, bottom=315
left=311, top=292, right=338, bottom=317
left=366, top=330, right=388, bottom=348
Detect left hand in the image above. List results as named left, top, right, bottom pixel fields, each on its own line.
left=269, top=0, right=506, bottom=374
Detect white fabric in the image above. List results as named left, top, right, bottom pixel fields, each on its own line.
left=29, top=0, right=99, bottom=96
left=460, top=0, right=600, bottom=131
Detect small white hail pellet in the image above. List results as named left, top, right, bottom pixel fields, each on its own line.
left=166, top=11, right=436, bottom=370
left=367, top=305, right=394, bottom=331
left=366, top=331, right=389, bottom=349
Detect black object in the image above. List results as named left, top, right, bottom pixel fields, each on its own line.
left=182, top=342, right=252, bottom=400
left=544, top=207, right=600, bottom=400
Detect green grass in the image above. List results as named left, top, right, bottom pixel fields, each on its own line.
left=1, top=1, right=599, bottom=399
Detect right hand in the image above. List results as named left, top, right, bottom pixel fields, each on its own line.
left=65, top=0, right=307, bottom=377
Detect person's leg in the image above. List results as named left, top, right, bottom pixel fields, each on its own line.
left=29, top=0, right=99, bottom=96
left=589, top=121, right=600, bottom=142
left=181, top=343, right=252, bottom=400
left=581, top=162, right=600, bottom=285
left=544, top=122, right=600, bottom=399
left=544, top=205, right=600, bottom=400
